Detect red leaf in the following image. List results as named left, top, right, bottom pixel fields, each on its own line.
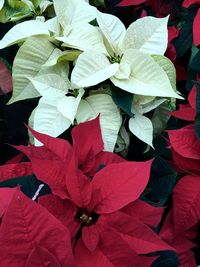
left=117, top=0, right=146, bottom=6
left=75, top=238, right=113, bottom=267
left=188, top=85, right=196, bottom=109
left=183, top=0, right=200, bottom=8
left=168, top=125, right=200, bottom=159
left=65, top=155, right=92, bottom=207
left=170, top=104, right=196, bottom=121
left=121, top=199, right=164, bottom=228
left=82, top=225, right=99, bottom=252
left=0, top=162, right=33, bottom=182
left=100, top=211, right=174, bottom=254
left=38, top=194, right=79, bottom=238
left=98, top=223, right=155, bottom=267
left=72, top=116, right=104, bottom=167
left=0, top=189, right=74, bottom=267
left=171, top=148, right=200, bottom=175
left=168, top=26, right=180, bottom=42
left=0, top=60, right=12, bottom=94
left=193, top=8, right=200, bottom=46
left=6, top=153, right=24, bottom=164
left=173, top=175, right=200, bottom=233
left=27, top=126, right=72, bottom=160
left=16, top=145, right=69, bottom=199
left=25, top=245, right=61, bottom=267
left=0, top=188, right=17, bottom=218
left=91, top=160, right=152, bottom=213
left=82, top=151, right=125, bottom=178
left=179, top=251, right=197, bottom=267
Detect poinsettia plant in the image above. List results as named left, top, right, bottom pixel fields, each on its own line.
left=1, top=0, right=200, bottom=266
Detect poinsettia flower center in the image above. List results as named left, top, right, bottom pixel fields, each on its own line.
left=75, top=208, right=99, bottom=226
left=109, top=53, right=123, bottom=64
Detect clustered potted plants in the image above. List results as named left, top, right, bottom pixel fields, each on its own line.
left=0, top=0, right=200, bottom=266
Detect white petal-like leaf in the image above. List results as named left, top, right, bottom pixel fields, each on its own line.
left=129, top=114, right=154, bottom=147
left=71, top=51, right=119, bottom=88
left=122, top=16, right=169, bottom=55
left=76, top=94, right=122, bottom=152
left=54, top=0, right=97, bottom=28
left=56, top=24, right=108, bottom=54
left=96, top=11, right=126, bottom=55
left=57, top=88, right=85, bottom=123
left=30, top=73, right=69, bottom=104
left=9, top=37, right=67, bottom=104
left=152, top=55, right=176, bottom=91
left=31, top=99, right=72, bottom=146
left=0, top=0, right=4, bottom=10
left=111, top=49, right=183, bottom=99
left=0, top=20, right=49, bottom=49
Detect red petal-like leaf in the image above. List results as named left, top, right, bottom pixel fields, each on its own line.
left=183, top=0, right=200, bottom=8
left=0, top=162, right=33, bottom=182
left=193, top=9, right=200, bottom=46
left=170, top=104, right=195, bottom=121
left=179, top=251, right=197, bottom=267
left=72, top=116, right=104, bottom=167
left=117, top=0, right=146, bottom=6
left=0, top=60, right=12, bottom=94
left=91, top=160, right=152, bottom=213
left=25, top=245, right=61, bottom=267
left=0, top=189, right=74, bottom=267
left=121, top=199, right=164, bottom=228
left=173, top=175, right=200, bottom=233
left=188, top=85, right=196, bottom=109
left=98, top=223, right=155, bottom=267
left=75, top=238, right=113, bottom=267
left=6, top=153, right=24, bottom=164
left=168, top=26, right=180, bottom=42
left=38, top=194, right=79, bottom=238
left=168, top=125, right=200, bottom=159
left=100, top=211, right=174, bottom=254
left=83, top=151, right=125, bottom=178
left=16, top=145, right=69, bottom=199
left=65, top=154, right=92, bottom=207
left=82, top=225, right=99, bottom=252
left=28, top=126, right=72, bottom=160
left=0, top=188, right=17, bottom=218
left=171, top=148, right=200, bottom=175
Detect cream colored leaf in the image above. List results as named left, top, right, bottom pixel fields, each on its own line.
left=96, top=11, right=126, bottom=55
left=0, top=20, right=49, bottom=49
left=129, top=114, right=154, bottom=147
left=57, top=88, right=84, bottom=123
left=54, top=0, right=97, bottom=28
left=31, top=99, right=71, bottom=146
left=76, top=94, right=122, bottom=151
left=56, top=24, right=108, bottom=54
left=111, top=49, right=183, bottom=99
left=122, top=16, right=169, bottom=55
left=71, top=51, right=119, bottom=88
left=9, top=36, right=68, bottom=104
left=0, top=0, right=4, bottom=10
left=152, top=55, right=177, bottom=91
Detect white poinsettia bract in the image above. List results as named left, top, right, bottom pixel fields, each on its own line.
left=71, top=13, right=182, bottom=99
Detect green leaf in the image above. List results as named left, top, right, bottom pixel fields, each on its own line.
left=9, top=36, right=67, bottom=104
left=173, top=7, right=197, bottom=58
left=142, top=157, right=176, bottom=206
left=112, top=87, right=133, bottom=116
left=0, top=174, right=51, bottom=199
left=0, top=1, right=31, bottom=23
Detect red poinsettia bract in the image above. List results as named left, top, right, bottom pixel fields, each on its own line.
left=15, top=117, right=173, bottom=266
left=160, top=174, right=200, bottom=266
left=0, top=187, right=74, bottom=267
